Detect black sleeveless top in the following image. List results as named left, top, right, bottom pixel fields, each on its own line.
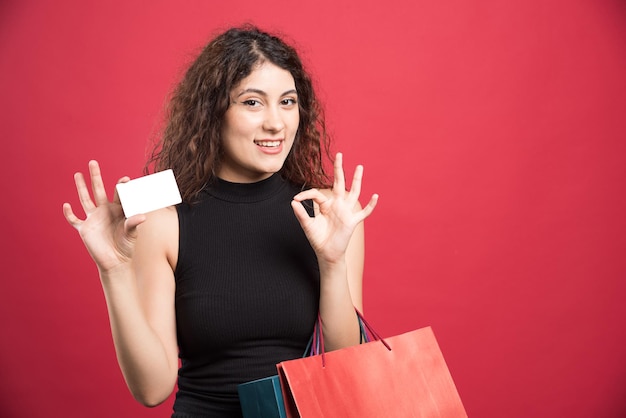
left=173, top=174, right=320, bottom=417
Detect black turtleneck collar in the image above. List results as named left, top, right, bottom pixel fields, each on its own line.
left=204, top=173, right=287, bottom=203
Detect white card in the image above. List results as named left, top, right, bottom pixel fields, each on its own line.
left=115, top=169, right=182, bottom=218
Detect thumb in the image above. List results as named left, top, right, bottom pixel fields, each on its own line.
left=124, top=214, right=147, bottom=236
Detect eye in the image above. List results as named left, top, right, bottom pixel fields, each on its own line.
left=242, top=99, right=262, bottom=107
left=281, top=98, right=298, bottom=106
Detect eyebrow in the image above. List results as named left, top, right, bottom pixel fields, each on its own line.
left=235, top=88, right=298, bottom=98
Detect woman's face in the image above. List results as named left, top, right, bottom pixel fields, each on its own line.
left=218, top=61, right=300, bottom=183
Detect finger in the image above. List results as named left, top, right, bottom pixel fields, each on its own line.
left=62, top=202, right=82, bottom=228
left=125, top=214, right=147, bottom=234
left=358, top=194, right=379, bottom=220
left=89, top=160, right=109, bottom=206
left=347, top=164, right=364, bottom=201
left=291, top=200, right=314, bottom=229
left=113, top=176, right=131, bottom=204
left=292, top=188, right=327, bottom=204
left=74, top=171, right=95, bottom=213
left=333, top=152, right=345, bottom=196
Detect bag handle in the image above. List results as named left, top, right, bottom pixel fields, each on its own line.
left=303, top=319, right=322, bottom=358
left=312, top=309, right=392, bottom=367
left=354, top=309, right=391, bottom=349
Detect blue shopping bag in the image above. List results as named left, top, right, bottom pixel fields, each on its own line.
left=238, top=375, right=287, bottom=418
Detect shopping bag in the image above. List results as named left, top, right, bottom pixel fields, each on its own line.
left=238, top=375, right=287, bottom=418
left=276, top=313, right=467, bottom=418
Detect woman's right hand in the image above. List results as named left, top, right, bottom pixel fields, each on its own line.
left=63, top=160, right=146, bottom=274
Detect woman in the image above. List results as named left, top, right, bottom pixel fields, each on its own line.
left=63, top=26, right=377, bottom=417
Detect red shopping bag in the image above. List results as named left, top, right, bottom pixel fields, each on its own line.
left=276, top=313, right=467, bottom=417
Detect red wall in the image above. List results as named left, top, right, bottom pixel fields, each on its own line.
left=2, top=1, right=626, bottom=417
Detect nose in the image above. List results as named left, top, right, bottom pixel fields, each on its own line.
left=262, top=105, right=285, bottom=133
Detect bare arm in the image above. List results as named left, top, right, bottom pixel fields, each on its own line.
left=103, top=208, right=179, bottom=406
left=63, top=161, right=178, bottom=406
left=291, top=153, right=378, bottom=351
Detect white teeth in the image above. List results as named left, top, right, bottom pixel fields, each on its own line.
left=254, top=140, right=281, bottom=147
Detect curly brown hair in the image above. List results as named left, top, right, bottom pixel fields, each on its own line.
left=145, top=25, right=332, bottom=203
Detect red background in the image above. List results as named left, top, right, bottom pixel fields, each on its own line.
left=2, top=0, right=626, bottom=417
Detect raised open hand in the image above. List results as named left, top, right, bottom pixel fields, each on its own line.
left=62, top=161, right=146, bottom=273
left=291, top=153, right=378, bottom=264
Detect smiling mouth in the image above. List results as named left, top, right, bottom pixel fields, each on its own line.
left=254, top=140, right=282, bottom=148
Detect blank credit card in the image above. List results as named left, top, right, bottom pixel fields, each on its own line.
left=116, top=169, right=182, bottom=217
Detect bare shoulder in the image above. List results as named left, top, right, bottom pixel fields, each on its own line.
left=135, top=206, right=179, bottom=271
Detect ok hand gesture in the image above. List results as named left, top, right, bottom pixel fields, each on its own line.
left=291, top=153, right=378, bottom=265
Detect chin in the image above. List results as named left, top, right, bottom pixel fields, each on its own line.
left=262, top=161, right=287, bottom=174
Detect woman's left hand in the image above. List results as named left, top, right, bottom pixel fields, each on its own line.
left=291, top=153, right=378, bottom=265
